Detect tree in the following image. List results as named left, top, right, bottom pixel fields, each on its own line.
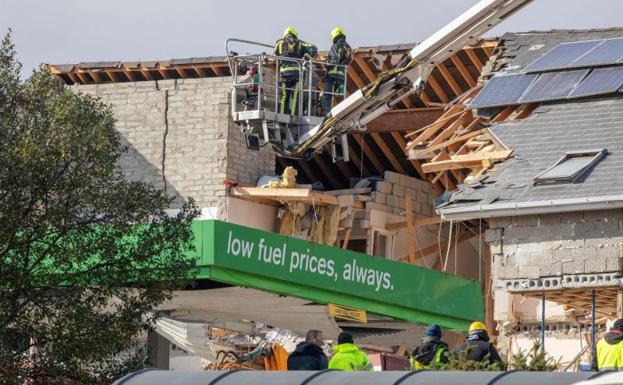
left=0, top=30, right=199, bottom=384
left=509, top=341, right=560, bottom=371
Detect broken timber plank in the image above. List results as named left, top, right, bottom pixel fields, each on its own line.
left=405, top=197, right=416, bottom=264
left=421, top=150, right=513, bottom=173
left=408, top=129, right=485, bottom=160
left=229, top=187, right=338, bottom=206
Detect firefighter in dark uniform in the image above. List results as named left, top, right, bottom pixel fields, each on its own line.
left=273, top=27, right=317, bottom=115
left=322, top=27, right=352, bottom=115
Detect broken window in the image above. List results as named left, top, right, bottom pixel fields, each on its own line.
left=534, top=149, right=607, bottom=185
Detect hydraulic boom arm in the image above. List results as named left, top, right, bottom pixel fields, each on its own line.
left=282, top=0, right=534, bottom=159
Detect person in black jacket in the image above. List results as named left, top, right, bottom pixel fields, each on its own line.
left=287, top=329, right=329, bottom=370
left=410, top=324, right=449, bottom=370
left=452, top=321, right=503, bottom=366
left=322, top=27, right=352, bottom=115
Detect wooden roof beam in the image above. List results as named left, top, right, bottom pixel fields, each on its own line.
left=426, top=72, right=449, bottom=104
left=465, top=48, right=485, bottom=72
left=437, top=62, right=463, bottom=96
left=346, top=138, right=372, bottom=178
left=365, top=107, right=443, bottom=133
left=352, top=134, right=385, bottom=175
left=450, top=55, right=476, bottom=88
left=370, top=133, right=407, bottom=175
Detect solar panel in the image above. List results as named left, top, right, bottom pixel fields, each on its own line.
left=569, top=67, right=623, bottom=98
left=525, top=40, right=603, bottom=72
left=469, top=73, right=538, bottom=108
left=519, top=69, right=589, bottom=103
left=571, top=38, right=623, bottom=67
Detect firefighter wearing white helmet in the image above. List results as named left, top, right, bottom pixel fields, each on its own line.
left=322, top=27, right=352, bottom=115
left=273, top=27, right=317, bottom=115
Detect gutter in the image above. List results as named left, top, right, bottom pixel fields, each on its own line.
left=438, top=194, right=623, bottom=221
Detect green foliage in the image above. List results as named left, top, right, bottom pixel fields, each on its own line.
left=510, top=341, right=560, bottom=371
left=0, top=30, right=199, bottom=383
left=437, top=349, right=506, bottom=371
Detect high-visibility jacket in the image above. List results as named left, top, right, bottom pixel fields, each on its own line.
left=597, top=332, right=623, bottom=371
left=326, top=38, right=352, bottom=80
left=410, top=339, right=449, bottom=370
left=328, top=343, right=373, bottom=371
left=273, top=38, right=317, bottom=78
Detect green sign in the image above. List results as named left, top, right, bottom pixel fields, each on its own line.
left=193, top=220, right=483, bottom=330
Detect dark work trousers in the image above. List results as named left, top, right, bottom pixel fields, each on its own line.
left=322, top=76, right=344, bottom=115
left=279, top=76, right=300, bottom=115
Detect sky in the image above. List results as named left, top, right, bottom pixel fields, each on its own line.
left=2, top=0, right=623, bottom=76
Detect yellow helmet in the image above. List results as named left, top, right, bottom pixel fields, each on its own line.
left=468, top=321, right=488, bottom=334
left=331, top=27, right=346, bottom=42
left=283, top=27, right=298, bottom=38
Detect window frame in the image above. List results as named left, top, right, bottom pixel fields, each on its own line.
left=534, top=149, right=607, bottom=185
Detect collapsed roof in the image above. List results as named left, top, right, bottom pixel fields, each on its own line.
left=435, top=28, right=623, bottom=220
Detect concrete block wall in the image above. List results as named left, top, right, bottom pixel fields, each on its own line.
left=486, top=210, right=623, bottom=291
left=368, top=171, right=435, bottom=217
left=74, top=77, right=275, bottom=218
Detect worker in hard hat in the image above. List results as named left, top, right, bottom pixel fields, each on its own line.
left=452, top=321, right=503, bottom=365
left=410, top=324, right=449, bottom=370
left=328, top=332, right=373, bottom=371
left=321, top=27, right=352, bottom=115
left=597, top=318, right=623, bottom=370
left=274, top=27, right=318, bottom=115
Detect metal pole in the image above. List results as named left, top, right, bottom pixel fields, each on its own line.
left=541, top=292, right=545, bottom=350
left=591, top=289, right=596, bottom=370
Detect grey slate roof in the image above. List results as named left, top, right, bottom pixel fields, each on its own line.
left=446, top=96, right=623, bottom=209
left=496, top=28, right=623, bottom=72
left=442, top=29, right=623, bottom=214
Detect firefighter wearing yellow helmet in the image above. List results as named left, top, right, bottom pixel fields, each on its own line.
left=452, top=321, right=503, bottom=366
left=322, top=27, right=352, bottom=115
left=273, top=27, right=317, bottom=115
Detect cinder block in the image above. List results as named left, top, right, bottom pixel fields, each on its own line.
left=517, top=265, right=540, bottom=279
left=366, top=202, right=393, bottom=213
left=371, top=192, right=386, bottom=205
left=484, top=228, right=503, bottom=243
left=376, top=181, right=392, bottom=194
left=513, top=215, right=540, bottom=227
left=393, top=185, right=405, bottom=197
left=584, top=256, right=608, bottom=273
left=383, top=171, right=401, bottom=184
left=606, top=257, right=622, bottom=271
left=539, top=261, right=563, bottom=277
left=562, top=260, right=585, bottom=274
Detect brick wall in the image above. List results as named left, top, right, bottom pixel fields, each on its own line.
left=485, top=210, right=623, bottom=291
left=74, top=77, right=275, bottom=218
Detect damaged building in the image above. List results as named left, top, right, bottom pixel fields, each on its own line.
left=46, top=25, right=623, bottom=370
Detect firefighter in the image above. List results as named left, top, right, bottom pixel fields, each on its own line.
left=410, top=324, right=449, bottom=370
left=328, top=332, right=373, bottom=371
left=597, top=319, right=623, bottom=370
left=452, top=321, right=503, bottom=366
left=273, top=27, right=317, bottom=115
left=322, top=27, right=352, bottom=115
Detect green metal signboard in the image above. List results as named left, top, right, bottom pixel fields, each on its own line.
left=192, top=220, right=483, bottom=330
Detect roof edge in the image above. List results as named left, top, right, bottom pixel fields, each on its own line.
left=439, top=194, right=623, bottom=221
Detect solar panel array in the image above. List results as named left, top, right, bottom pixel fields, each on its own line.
left=519, top=69, right=589, bottom=103
left=570, top=67, right=623, bottom=97
left=525, top=38, right=623, bottom=72
left=470, top=37, right=623, bottom=109
left=469, top=74, right=537, bottom=108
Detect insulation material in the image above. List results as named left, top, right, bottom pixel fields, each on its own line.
left=323, top=206, right=341, bottom=246
left=309, top=207, right=326, bottom=244
left=278, top=203, right=306, bottom=237
left=266, top=166, right=297, bottom=188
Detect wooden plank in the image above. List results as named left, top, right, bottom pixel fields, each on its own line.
left=406, top=107, right=464, bottom=141
left=352, top=134, right=385, bottom=175
left=421, top=150, right=513, bottom=173
left=426, top=73, right=449, bottom=104
left=427, top=111, right=472, bottom=147
left=408, top=129, right=485, bottom=160
left=386, top=216, right=442, bottom=231
left=465, top=48, right=485, bottom=71
left=437, top=62, right=463, bottom=96
left=230, top=187, right=338, bottom=205
left=405, top=197, right=416, bottom=264
left=370, top=133, right=407, bottom=175
left=342, top=228, right=352, bottom=249
left=210, top=65, right=225, bottom=76
left=365, top=107, right=444, bottom=133
left=450, top=55, right=476, bottom=87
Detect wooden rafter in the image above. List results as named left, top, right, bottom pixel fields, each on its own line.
left=352, top=134, right=385, bottom=175
left=450, top=54, right=476, bottom=87
left=370, top=133, right=407, bottom=175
